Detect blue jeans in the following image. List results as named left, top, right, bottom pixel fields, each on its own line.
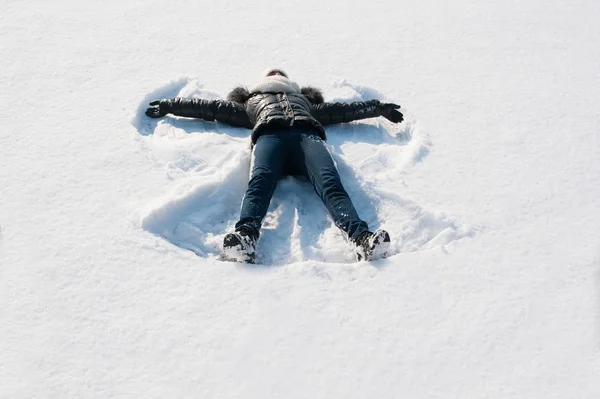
left=235, top=127, right=369, bottom=241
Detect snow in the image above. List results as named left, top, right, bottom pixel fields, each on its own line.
left=135, top=78, right=471, bottom=264
left=1, top=0, right=599, bottom=397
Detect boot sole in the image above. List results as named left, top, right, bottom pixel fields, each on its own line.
left=221, top=234, right=256, bottom=264
left=365, top=230, right=391, bottom=261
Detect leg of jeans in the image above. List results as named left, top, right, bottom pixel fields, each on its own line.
left=235, top=134, right=284, bottom=237
left=297, top=133, right=369, bottom=241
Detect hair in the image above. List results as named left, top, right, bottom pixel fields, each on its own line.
left=262, top=67, right=289, bottom=78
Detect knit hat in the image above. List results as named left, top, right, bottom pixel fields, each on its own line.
left=262, top=67, right=289, bottom=78
left=250, top=73, right=300, bottom=94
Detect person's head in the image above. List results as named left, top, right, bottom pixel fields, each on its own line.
left=263, top=67, right=289, bottom=78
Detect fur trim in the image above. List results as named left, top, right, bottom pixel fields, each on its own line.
left=227, top=86, right=251, bottom=103
left=301, top=86, right=324, bottom=104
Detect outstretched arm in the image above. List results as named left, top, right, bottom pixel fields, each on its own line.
left=146, top=98, right=253, bottom=129
left=312, top=99, right=403, bottom=125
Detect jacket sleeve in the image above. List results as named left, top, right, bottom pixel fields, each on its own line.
left=167, top=97, right=253, bottom=129
left=311, top=99, right=382, bottom=126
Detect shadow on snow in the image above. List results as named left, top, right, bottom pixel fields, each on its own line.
left=131, top=78, right=473, bottom=265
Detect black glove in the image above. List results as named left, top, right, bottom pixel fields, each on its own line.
left=145, top=100, right=171, bottom=118
left=379, top=102, right=403, bottom=123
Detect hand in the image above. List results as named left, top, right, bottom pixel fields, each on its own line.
left=145, top=100, right=170, bottom=118
left=379, top=102, right=403, bottom=123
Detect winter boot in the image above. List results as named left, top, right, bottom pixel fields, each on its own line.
left=354, top=229, right=391, bottom=261
left=222, top=226, right=258, bottom=264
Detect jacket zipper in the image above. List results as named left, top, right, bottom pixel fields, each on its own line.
left=281, top=93, right=294, bottom=126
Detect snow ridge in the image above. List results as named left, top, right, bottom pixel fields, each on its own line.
left=133, top=79, right=472, bottom=265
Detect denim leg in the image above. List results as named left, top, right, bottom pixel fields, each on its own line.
left=235, top=134, right=284, bottom=237
left=297, top=133, right=369, bottom=241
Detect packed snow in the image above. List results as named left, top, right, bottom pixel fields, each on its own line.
left=133, top=78, right=472, bottom=264
left=1, top=0, right=599, bottom=398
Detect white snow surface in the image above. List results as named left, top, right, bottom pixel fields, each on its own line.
left=1, top=0, right=599, bottom=397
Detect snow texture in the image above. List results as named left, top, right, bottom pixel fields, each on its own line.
left=1, top=0, right=599, bottom=398
left=133, top=78, right=472, bottom=264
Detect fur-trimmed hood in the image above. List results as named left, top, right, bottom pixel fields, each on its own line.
left=227, top=85, right=324, bottom=104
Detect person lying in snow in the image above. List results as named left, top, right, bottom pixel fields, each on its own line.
left=146, top=68, right=404, bottom=263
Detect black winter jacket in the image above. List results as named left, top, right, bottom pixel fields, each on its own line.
left=165, top=86, right=383, bottom=143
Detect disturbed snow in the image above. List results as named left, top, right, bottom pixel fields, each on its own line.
left=133, top=78, right=473, bottom=264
